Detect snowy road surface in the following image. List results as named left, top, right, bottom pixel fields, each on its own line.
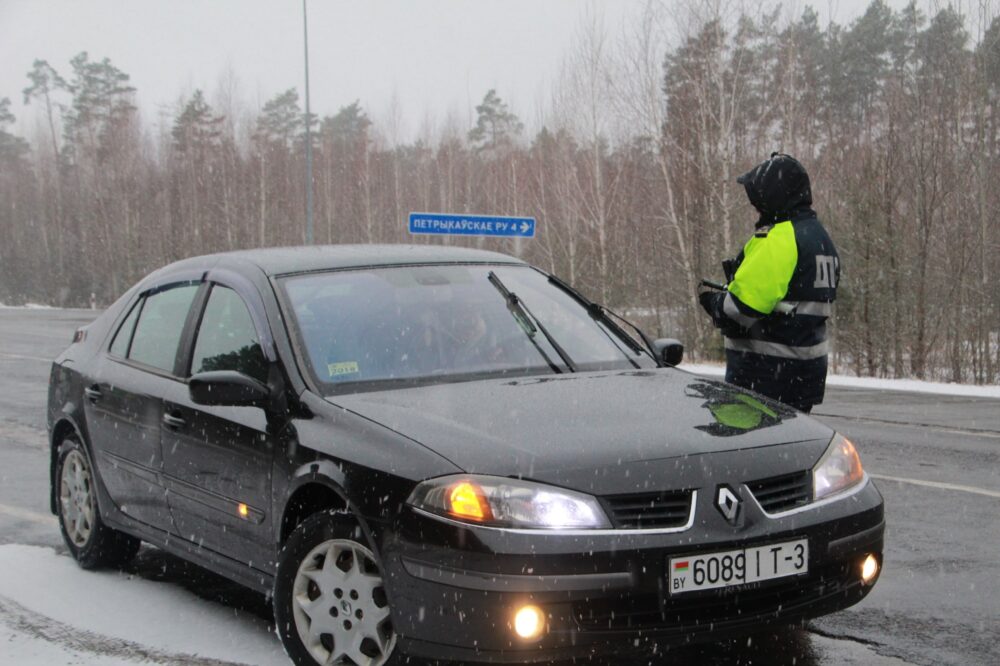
left=0, top=545, right=286, bottom=665
left=1, top=309, right=998, bottom=665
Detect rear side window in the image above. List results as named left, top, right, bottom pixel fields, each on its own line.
left=128, top=284, right=199, bottom=373
left=109, top=300, right=141, bottom=358
left=190, top=285, right=268, bottom=384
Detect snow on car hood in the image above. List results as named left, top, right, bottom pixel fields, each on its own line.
left=328, top=368, right=833, bottom=492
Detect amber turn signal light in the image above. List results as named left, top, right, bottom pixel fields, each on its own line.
left=448, top=481, right=492, bottom=522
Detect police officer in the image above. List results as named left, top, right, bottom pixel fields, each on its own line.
left=698, top=153, right=839, bottom=413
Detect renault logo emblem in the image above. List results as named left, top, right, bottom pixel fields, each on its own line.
left=716, top=485, right=740, bottom=523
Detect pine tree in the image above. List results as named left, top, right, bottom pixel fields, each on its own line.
left=0, top=98, right=29, bottom=163
left=0, top=98, right=35, bottom=303
left=254, top=88, right=303, bottom=149
left=61, top=52, right=139, bottom=299
left=172, top=90, right=224, bottom=154
left=63, top=51, right=136, bottom=164
left=318, top=102, right=372, bottom=243
left=22, top=59, right=66, bottom=166
left=468, top=89, right=522, bottom=154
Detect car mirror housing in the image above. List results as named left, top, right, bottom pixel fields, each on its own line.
left=652, top=338, right=684, bottom=366
left=189, top=370, right=271, bottom=408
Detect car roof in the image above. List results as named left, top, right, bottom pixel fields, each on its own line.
left=157, top=244, right=528, bottom=278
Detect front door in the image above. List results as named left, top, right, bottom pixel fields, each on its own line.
left=161, top=284, right=276, bottom=568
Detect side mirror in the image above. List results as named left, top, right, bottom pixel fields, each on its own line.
left=189, top=370, right=271, bottom=408
left=652, top=338, right=684, bottom=367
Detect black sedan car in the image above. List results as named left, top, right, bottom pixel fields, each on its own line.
left=48, top=245, right=883, bottom=665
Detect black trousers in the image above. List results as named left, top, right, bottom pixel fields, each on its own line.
left=725, top=349, right=826, bottom=413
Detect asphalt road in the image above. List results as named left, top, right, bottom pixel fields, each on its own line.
left=0, top=308, right=997, bottom=665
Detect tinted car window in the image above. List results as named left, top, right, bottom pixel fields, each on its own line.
left=280, top=265, right=653, bottom=392
left=109, top=299, right=141, bottom=358
left=190, top=285, right=268, bottom=383
left=127, top=283, right=199, bottom=372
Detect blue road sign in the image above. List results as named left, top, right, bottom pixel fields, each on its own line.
left=409, top=212, right=536, bottom=238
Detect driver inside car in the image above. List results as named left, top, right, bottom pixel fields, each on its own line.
left=450, top=302, right=504, bottom=368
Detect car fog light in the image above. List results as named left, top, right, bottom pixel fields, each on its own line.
left=514, top=605, right=545, bottom=640
left=861, top=554, right=879, bottom=584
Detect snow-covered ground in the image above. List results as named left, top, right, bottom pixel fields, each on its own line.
left=679, top=363, right=1000, bottom=399
left=0, top=544, right=287, bottom=665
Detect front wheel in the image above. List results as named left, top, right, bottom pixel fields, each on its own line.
left=55, top=436, right=140, bottom=569
left=274, top=511, right=398, bottom=665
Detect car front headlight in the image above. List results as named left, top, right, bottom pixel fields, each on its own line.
left=407, top=475, right=612, bottom=529
left=813, top=433, right=865, bottom=500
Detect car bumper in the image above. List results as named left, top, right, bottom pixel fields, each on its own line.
left=378, top=478, right=884, bottom=663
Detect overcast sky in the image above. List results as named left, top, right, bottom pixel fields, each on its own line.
left=1, top=0, right=906, bottom=141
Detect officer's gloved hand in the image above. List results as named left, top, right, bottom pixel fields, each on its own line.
left=700, top=289, right=745, bottom=337
left=698, top=289, right=724, bottom=325
left=722, top=259, right=738, bottom=283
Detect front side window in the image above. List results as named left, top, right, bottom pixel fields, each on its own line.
left=190, top=285, right=268, bottom=384
left=127, top=283, right=199, bottom=373
left=280, top=264, right=653, bottom=393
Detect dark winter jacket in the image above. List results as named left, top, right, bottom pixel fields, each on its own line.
left=701, top=154, right=839, bottom=411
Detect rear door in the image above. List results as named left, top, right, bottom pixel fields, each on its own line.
left=161, top=280, right=276, bottom=567
left=84, top=282, right=200, bottom=531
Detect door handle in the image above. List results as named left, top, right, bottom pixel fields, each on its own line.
left=162, top=412, right=186, bottom=430
left=84, top=386, right=102, bottom=402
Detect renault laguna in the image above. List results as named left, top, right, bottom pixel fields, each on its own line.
left=47, top=245, right=884, bottom=664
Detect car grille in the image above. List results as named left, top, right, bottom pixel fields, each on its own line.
left=602, top=490, right=692, bottom=529
left=574, top=563, right=859, bottom=633
left=747, top=471, right=812, bottom=513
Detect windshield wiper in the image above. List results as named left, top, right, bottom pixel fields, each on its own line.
left=487, top=271, right=577, bottom=373
left=586, top=306, right=641, bottom=369
left=597, top=306, right=657, bottom=357
left=546, top=274, right=658, bottom=365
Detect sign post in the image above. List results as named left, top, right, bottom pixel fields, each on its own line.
left=408, top=212, right=536, bottom=239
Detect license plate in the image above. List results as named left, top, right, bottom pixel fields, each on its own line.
left=668, top=538, right=808, bottom=595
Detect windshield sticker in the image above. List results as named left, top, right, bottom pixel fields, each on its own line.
left=327, top=361, right=360, bottom=378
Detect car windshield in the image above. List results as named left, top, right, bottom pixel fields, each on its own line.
left=279, top=264, right=654, bottom=393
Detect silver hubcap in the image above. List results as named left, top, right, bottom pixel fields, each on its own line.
left=292, top=539, right=396, bottom=665
left=60, top=449, right=95, bottom=547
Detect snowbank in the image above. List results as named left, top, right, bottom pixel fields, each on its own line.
left=679, top=363, right=1000, bottom=399
left=0, top=302, right=56, bottom=309
left=0, top=544, right=287, bottom=665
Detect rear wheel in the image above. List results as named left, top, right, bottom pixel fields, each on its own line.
left=274, top=511, right=398, bottom=665
left=55, top=436, right=140, bottom=569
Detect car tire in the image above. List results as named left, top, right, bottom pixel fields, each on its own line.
left=274, top=510, right=400, bottom=666
left=55, top=436, right=141, bottom=569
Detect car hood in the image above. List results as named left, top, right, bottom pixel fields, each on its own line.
left=327, top=369, right=834, bottom=492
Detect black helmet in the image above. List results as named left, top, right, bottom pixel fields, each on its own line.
left=736, top=152, right=812, bottom=224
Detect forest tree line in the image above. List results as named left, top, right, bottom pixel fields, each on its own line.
left=1, top=1, right=999, bottom=383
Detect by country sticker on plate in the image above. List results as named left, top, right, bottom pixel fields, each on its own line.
left=668, top=538, right=808, bottom=594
